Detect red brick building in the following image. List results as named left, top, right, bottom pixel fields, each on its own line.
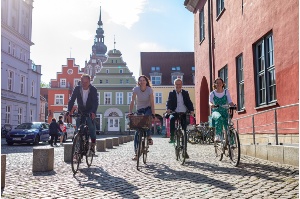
left=184, top=0, right=298, bottom=144
left=47, top=58, right=83, bottom=124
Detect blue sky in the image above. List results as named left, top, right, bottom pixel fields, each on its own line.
left=31, top=0, right=194, bottom=83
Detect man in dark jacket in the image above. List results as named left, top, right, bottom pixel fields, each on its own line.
left=166, top=78, right=194, bottom=158
left=49, top=118, right=62, bottom=147
left=66, top=74, right=99, bottom=154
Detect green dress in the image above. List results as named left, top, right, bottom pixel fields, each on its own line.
left=211, top=90, right=228, bottom=137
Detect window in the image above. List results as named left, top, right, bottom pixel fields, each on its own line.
left=104, top=92, right=112, bottom=105
left=74, top=79, right=80, bottom=87
left=254, top=33, right=276, bottom=106
left=192, top=66, right=195, bottom=71
left=172, top=66, right=181, bottom=71
left=12, top=44, right=15, bottom=56
left=67, top=69, right=73, bottom=74
left=30, top=109, right=33, bottom=122
left=55, top=94, right=64, bottom=105
left=171, top=75, right=183, bottom=84
left=20, top=75, right=25, bottom=94
left=199, top=8, right=205, bottom=42
left=20, top=49, right=23, bottom=59
left=95, top=66, right=100, bottom=73
left=217, top=0, right=225, bottom=17
left=60, top=79, right=66, bottom=88
left=151, top=76, right=161, bottom=85
left=116, top=92, right=123, bottom=104
left=5, top=106, right=11, bottom=124
left=8, top=70, right=14, bottom=91
left=126, top=79, right=129, bottom=84
left=8, top=42, right=11, bottom=53
left=151, top=66, right=160, bottom=71
left=106, top=69, right=109, bottom=74
left=97, top=92, right=100, bottom=103
left=127, top=92, right=133, bottom=104
left=155, top=93, right=162, bottom=104
left=18, top=108, right=22, bottom=124
left=31, top=81, right=35, bottom=97
left=119, top=69, right=123, bottom=73
left=236, top=55, right=245, bottom=110
left=105, top=79, right=108, bottom=84
left=218, top=65, right=228, bottom=89
left=120, top=79, right=123, bottom=84
left=99, top=80, right=102, bottom=84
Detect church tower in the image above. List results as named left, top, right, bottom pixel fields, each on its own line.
left=84, top=6, right=108, bottom=79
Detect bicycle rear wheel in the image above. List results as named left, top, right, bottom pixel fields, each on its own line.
left=136, top=131, right=143, bottom=170
left=143, top=131, right=148, bottom=164
left=177, top=130, right=186, bottom=165
left=71, top=133, right=82, bottom=174
left=86, top=141, right=94, bottom=167
left=187, top=130, right=197, bottom=144
left=229, top=129, right=241, bottom=166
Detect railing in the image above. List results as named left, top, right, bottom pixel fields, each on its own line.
left=234, top=103, right=299, bottom=146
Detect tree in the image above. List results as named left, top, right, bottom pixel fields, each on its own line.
left=40, top=81, right=50, bottom=88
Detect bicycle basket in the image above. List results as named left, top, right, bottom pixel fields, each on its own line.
left=129, top=115, right=152, bottom=129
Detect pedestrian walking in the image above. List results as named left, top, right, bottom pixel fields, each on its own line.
left=49, top=118, right=62, bottom=147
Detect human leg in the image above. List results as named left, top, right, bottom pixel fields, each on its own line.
left=169, top=113, right=176, bottom=143
left=50, top=135, right=54, bottom=146
left=87, top=118, right=96, bottom=152
left=144, top=108, right=153, bottom=145
left=132, top=131, right=139, bottom=160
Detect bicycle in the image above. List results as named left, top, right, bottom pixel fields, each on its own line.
left=165, top=111, right=192, bottom=165
left=127, top=113, right=152, bottom=170
left=69, top=113, right=94, bottom=174
left=187, top=122, right=214, bottom=145
left=213, top=105, right=241, bottom=167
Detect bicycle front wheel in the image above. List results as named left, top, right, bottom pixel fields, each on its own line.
left=71, top=133, right=82, bottom=174
left=176, top=130, right=186, bottom=165
left=143, top=131, right=148, bottom=164
left=86, top=142, right=94, bottom=167
left=136, top=131, right=143, bottom=170
left=229, top=129, right=241, bottom=167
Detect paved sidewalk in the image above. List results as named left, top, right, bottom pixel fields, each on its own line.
left=1, top=136, right=299, bottom=198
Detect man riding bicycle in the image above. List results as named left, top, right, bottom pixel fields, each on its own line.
left=66, top=74, right=99, bottom=154
left=166, top=78, right=194, bottom=158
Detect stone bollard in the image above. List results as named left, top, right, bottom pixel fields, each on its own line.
left=96, top=139, right=106, bottom=152
left=112, top=137, right=119, bottom=147
left=1, top=154, right=6, bottom=189
left=127, top=135, right=132, bottom=142
left=106, top=138, right=113, bottom=149
left=123, top=136, right=128, bottom=143
left=131, top=135, right=134, bottom=141
left=64, top=143, right=73, bottom=162
left=119, top=136, right=124, bottom=144
left=32, top=147, right=54, bottom=172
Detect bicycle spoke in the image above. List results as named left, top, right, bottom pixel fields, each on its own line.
left=229, top=129, right=241, bottom=167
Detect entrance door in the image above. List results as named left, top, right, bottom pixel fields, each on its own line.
left=108, top=118, right=119, bottom=131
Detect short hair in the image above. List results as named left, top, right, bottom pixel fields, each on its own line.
left=174, top=78, right=182, bottom=85
left=81, top=74, right=91, bottom=81
left=52, top=118, right=56, bottom=122
left=59, top=116, right=63, bottom=120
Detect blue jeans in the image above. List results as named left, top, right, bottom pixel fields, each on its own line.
left=76, top=116, right=96, bottom=141
left=134, top=107, right=152, bottom=153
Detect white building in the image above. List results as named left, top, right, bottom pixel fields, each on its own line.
left=1, top=0, right=41, bottom=128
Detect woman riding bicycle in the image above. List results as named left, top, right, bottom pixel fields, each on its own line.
left=209, top=77, right=235, bottom=142
left=129, top=75, right=155, bottom=161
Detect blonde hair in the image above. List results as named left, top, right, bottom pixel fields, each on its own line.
left=81, top=74, right=91, bottom=81
left=174, top=78, right=182, bottom=85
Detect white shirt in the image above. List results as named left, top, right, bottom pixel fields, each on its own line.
left=175, top=91, right=187, bottom=113
left=82, top=88, right=89, bottom=106
left=209, top=89, right=233, bottom=104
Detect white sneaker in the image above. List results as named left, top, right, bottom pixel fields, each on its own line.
left=214, top=135, right=221, bottom=142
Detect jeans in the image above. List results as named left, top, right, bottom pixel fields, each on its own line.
left=49, top=133, right=58, bottom=145
left=169, top=113, right=187, bottom=138
left=76, top=116, right=96, bottom=142
left=134, top=107, right=152, bottom=153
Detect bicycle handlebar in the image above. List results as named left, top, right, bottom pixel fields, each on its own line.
left=214, top=104, right=237, bottom=110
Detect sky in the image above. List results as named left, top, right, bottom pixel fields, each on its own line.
left=31, top=0, right=195, bottom=84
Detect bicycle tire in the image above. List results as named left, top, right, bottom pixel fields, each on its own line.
left=177, top=130, right=186, bottom=164
left=174, top=129, right=180, bottom=160
left=136, top=131, right=143, bottom=170
left=229, top=129, right=241, bottom=167
left=86, top=141, right=93, bottom=167
left=187, top=130, right=197, bottom=144
left=71, top=133, right=81, bottom=174
left=143, top=131, right=148, bottom=164
left=214, top=130, right=224, bottom=161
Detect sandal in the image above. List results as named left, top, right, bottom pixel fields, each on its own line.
left=132, top=155, right=138, bottom=161
left=148, top=138, right=153, bottom=145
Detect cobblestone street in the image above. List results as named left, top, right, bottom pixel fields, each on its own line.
left=1, top=136, right=299, bottom=198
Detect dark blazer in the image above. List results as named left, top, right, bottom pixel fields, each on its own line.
left=68, top=84, right=99, bottom=114
left=166, top=90, right=194, bottom=112
left=49, top=121, right=62, bottom=135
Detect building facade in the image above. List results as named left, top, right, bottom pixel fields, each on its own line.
left=1, top=0, right=42, bottom=128
left=184, top=0, right=299, bottom=144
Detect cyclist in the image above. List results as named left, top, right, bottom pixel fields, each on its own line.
left=66, top=74, right=99, bottom=154
left=129, top=75, right=155, bottom=161
left=166, top=78, right=194, bottom=158
left=209, top=77, right=235, bottom=142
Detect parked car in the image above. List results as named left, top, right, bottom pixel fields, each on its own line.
left=62, top=123, right=75, bottom=142
left=6, top=122, right=50, bottom=145
left=1, top=124, right=12, bottom=138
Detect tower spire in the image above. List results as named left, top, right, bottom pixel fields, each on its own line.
left=114, top=35, right=116, bottom=50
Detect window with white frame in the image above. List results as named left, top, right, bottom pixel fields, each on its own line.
left=254, top=33, right=276, bottom=106
left=171, top=66, right=181, bottom=71
left=106, top=69, right=109, bottom=74
left=120, top=79, right=123, bottom=84
left=74, top=79, right=80, bottom=87
left=60, top=79, right=66, bottom=88
left=104, top=92, right=112, bottom=105
left=12, top=44, right=15, bottom=56
left=20, top=75, right=25, bottom=94
left=8, top=70, right=14, bottom=91
left=55, top=94, right=64, bottom=105
left=217, top=0, right=225, bottom=17
left=236, top=55, right=245, bottom=110
left=116, top=92, right=123, bottom=104
left=105, top=79, right=108, bottom=84
left=97, top=92, right=100, bottom=103
left=5, top=106, right=11, bottom=124
left=127, top=92, right=133, bottom=105
left=151, top=66, right=160, bottom=71
left=119, top=69, right=123, bottom=73
left=31, top=80, right=35, bottom=97
left=20, top=49, right=23, bottom=59
left=151, top=76, right=161, bottom=85
left=199, top=8, right=205, bottom=42
left=155, top=93, right=162, bottom=104
left=18, top=108, right=22, bottom=124
left=171, top=75, right=183, bottom=84
left=126, top=79, right=129, bottom=84
left=8, top=41, right=11, bottom=53
left=95, top=65, right=100, bottom=73
left=218, top=66, right=228, bottom=89
left=30, top=109, right=33, bottom=122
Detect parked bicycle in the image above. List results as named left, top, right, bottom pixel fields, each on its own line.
left=127, top=113, right=152, bottom=170
left=70, top=113, right=94, bottom=174
left=165, top=111, right=193, bottom=165
left=213, top=104, right=241, bottom=166
left=187, top=122, right=214, bottom=144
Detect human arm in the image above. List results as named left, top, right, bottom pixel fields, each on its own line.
left=129, top=92, right=137, bottom=114
left=209, top=91, right=216, bottom=108
left=90, top=86, right=99, bottom=119
left=67, top=86, right=79, bottom=112
left=166, top=91, right=173, bottom=114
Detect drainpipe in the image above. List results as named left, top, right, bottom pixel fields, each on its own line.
left=208, top=0, right=213, bottom=92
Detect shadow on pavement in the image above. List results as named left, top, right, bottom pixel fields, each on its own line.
left=33, top=170, right=57, bottom=176
left=142, top=163, right=236, bottom=191
left=73, top=166, right=139, bottom=199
